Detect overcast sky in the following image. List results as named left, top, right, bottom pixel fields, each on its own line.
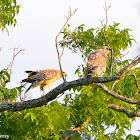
left=0, top=0, right=140, bottom=136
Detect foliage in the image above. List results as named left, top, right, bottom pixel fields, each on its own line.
left=1, top=102, right=71, bottom=139
left=0, top=69, right=21, bottom=102
left=0, top=0, right=20, bottom=32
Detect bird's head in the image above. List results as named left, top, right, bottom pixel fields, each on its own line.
left=101, top=46, right=111, bottom=55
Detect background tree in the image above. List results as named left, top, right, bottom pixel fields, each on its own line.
left=0, top=2, right=140, bottom=140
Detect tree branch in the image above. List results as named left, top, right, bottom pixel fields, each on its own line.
left=117, top=56, right=140, bottom=76
left=55, top=8, right=78, bottom=82
left=108, top=103, right=140, bottom=117
left=0, top=55, right=139, bottom=112
left=96, top=83, right=140, bottom=105
left=0, top=75, right=119, bottom=112
left=9, top=48, right=25, bottom=76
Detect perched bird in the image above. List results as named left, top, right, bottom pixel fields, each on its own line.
left=21, top=69, right=66, bottom=96
left=87, top=46, right=111, bottom=79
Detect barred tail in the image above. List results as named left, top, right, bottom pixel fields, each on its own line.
left=87, top=70, right=93, bottom=79
left=24, top=84, right=33, bottom=94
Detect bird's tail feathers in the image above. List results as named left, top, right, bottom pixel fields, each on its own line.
left=25, top=71, right=33, bottom=73
left=24, top=83, right=33, bottom=94
left=87, top=71, right=93, bottom=79
left=87, top=66, right=99, bottom=79
left=21, top=77, right=36, bottom=83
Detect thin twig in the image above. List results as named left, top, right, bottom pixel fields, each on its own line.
left=100, top=2, right=113, bottom=76
left=0, top=48, right=25, bottom=82
left=121, top=50, right=130, bottom=57
left=55, top=8, right=78, bottom=82
left=59, top=46, right=65, bottom=61
left=131, top=54, right=140, bottom=62
left=111, top=72, right=130, bottom=90
left=130, top=74, right=140, bottom=99
left=10, top=48, right=25, bottom=76
left=0, top=48, right=24, bottom=102
left=0, top=86, right=9, bottom=100
left=57, top=31, right=74, bottom=44
left=117, top=81, right=126, bottom=93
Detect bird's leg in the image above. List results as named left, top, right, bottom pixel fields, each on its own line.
left=43, top=89, right=45, bottom=96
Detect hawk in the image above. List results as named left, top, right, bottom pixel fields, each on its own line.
left=21, top=69, right=66, bottom=96
left=87, top=46, right=111, bottom=79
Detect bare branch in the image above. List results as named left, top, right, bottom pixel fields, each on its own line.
left=130, top=74, right=140, bottom=90
left=99, top=3, right=113, bottom=76
left=55, top=8, right=78, bottom=82
left=59, top=46, right=65, bottom=61
left=9, top=48, right=25, bottom=76
left=108, top=103, right=140, bottom=117
left=0, top=56, right=139, bottom=112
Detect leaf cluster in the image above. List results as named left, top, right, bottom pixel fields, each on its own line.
left=0, top=69, right=21, bottom=101
left=0, top=0, right=20, bottom=32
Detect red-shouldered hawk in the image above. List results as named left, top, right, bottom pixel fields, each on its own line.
left=87, top=46, right=111, bottom=79
left=21, top=69, right=66, bottom=96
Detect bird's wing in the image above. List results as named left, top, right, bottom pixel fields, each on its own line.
left=39, top=70, right=59, bottom=80
left=25, top=71, right=38, bottom=77
left=22, top=72, right=47, bottom=83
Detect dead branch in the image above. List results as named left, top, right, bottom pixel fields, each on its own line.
left=0, top=48, right=24, bottom=102
left=55, top=8, right=78, bottom=82
left=1, top=48, right=25, bottom=80
left=9, top=48, right=25, bottom=76
left=0, top=56, right=139, bottom=112
left=108, top=103, right=140, bottom=117
left=59, top=46, right=65, bottom=61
